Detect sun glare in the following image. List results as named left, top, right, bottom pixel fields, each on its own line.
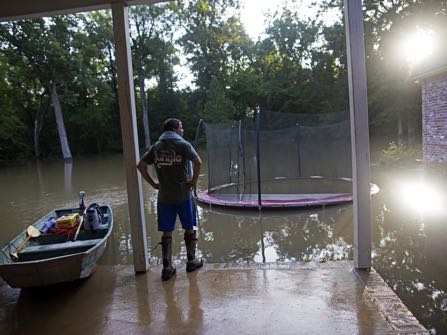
left=402, top=29, right=436, bottom=65
left=241, top=0, right=283, bottom=39
left=400, top=182, right=442, bottom=214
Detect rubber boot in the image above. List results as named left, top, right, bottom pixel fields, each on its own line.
left=161, top=236, right=176, bottom=281
left=184, top=231, right=203, bottom=272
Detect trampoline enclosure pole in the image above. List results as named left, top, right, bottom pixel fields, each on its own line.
left=242, top=118, right=248, bottom=200
left=193, top=119, right=203, bottom=150
left=256, top=106, right=262, bottom=207
left=237, top=120, right=243, bottom=201
left=229, top=123, right=234, bottom=185
left=296, top=122, right=302, bottom=177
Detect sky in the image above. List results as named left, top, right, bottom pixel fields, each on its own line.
left=240, top=0, right=284, bottom=39
left=239, top=0, right=338, bottom=40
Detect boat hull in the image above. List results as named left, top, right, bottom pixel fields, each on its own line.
left=0, top=205, right=112, bottom=288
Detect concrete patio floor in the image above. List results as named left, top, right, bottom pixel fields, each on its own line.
left=0, top=261, right=427, bottom=335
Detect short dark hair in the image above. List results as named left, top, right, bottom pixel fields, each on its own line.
left=162, top=118, right=181, bottom=132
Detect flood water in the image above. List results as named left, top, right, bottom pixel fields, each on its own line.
left=0, top=154, right=446, bottom=334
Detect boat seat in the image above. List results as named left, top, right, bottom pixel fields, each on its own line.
left=76, top=225, right=109, bottom=240
left=35, top=225, right=109, bottom=245
left=20, top=239, right=103, bottom=256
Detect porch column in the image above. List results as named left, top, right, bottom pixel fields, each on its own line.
left=112, top=2, right=149, bottom=272
left=344, top=0, right=372, bottom=269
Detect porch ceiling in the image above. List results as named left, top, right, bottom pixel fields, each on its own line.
left=0, top=0, right=171, bottom=22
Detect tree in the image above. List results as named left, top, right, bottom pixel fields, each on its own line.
left=362, top=0, right=447, bottom=144
left=130, top=4, right=179, bottom=149
left=0, top=54, right=32, bottom=160
left=254, top=6, right=348, bottom=114
left=72, top=11, right=121, bottom=153
left=178, top=0, right=253, bottom=120
left=0, top=18, right=77, bottom=160
left=203, top=77, right=235, bottom=122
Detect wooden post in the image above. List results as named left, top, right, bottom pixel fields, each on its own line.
left=344, top=0, right=371, bottom=269
left=112, top=2, right=149, bottom=272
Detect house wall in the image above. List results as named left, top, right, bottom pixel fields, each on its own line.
left=422, top=73, right=447, bottom=163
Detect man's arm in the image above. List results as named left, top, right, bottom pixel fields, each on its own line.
left=185, top=155, right=202, bottom=189
left=137, top=160, right=159, bottom=189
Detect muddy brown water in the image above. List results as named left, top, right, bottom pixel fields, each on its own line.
left=0, top=154, right=446, bottom=334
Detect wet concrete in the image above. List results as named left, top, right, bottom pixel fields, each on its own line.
left=0, top=261, right=427, bottom=335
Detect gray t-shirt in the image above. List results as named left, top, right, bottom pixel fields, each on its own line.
left=141, top=131, right=198, bottom=203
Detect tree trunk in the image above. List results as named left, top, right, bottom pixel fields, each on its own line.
left=50, top=82, right=72, bottom=161
left=407, top=119, right=415, bottom=146
left=33, top=87, right=45, bottom=159
left=397, top=115, right=404, bottom=147
left=33, top=117, right=41, bottom=159
left=139, top=75, right=151, bottom=149
left=108, top=46, right=118, bottom=98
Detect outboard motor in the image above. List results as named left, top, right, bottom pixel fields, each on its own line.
left=84, top=203, right=102, bottom=230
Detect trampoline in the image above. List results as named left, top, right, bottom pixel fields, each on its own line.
left=195, top=109, right=377, bottom=209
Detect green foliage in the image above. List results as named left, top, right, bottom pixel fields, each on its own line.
left=0, top=49, right=39, bottom=159
left=379, top=142, right=421, bottom=167
left=362, top=0, right=447, bottom=141
left=178, top=0, right=250, bottom=97
left=0, top=111, right=30, bottom=160
left=203, top=78, right=235, bottom=122
left=253, top=7, right=348, bottom=114
left=0, top=1, right=445, bottom=161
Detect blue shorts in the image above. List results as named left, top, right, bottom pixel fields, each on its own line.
left=157, top=199, right=197, bottom=232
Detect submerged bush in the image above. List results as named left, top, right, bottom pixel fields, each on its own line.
left=379, top=141, right=421, bottom=166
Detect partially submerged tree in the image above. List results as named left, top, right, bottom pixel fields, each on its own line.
left=0, top=53, right=31, bottom=159
left=0, top=19, right=76, bottom=160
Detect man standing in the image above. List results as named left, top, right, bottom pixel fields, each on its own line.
left=137, top=118, right=203, bottom=281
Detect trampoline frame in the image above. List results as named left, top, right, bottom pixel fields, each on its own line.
left=196, top=176, right=354, bottom=208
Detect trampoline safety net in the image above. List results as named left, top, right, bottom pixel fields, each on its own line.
left=198, top=110, right=353, bottom=208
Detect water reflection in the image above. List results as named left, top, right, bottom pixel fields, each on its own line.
left=3, top=155, right=447, bottom=334
left=399, top=181, right=443, bottom=213
left=35, top=160, right=44, bottom=192
left=12, top=275, right=114, bottom=335
left=64, top=161, right=72, bottom=196
left=256, top=214, right=266, bottom=262
left=195, top=204, right=353, bottom=264
left=372, top=167, right=447, bottom=334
